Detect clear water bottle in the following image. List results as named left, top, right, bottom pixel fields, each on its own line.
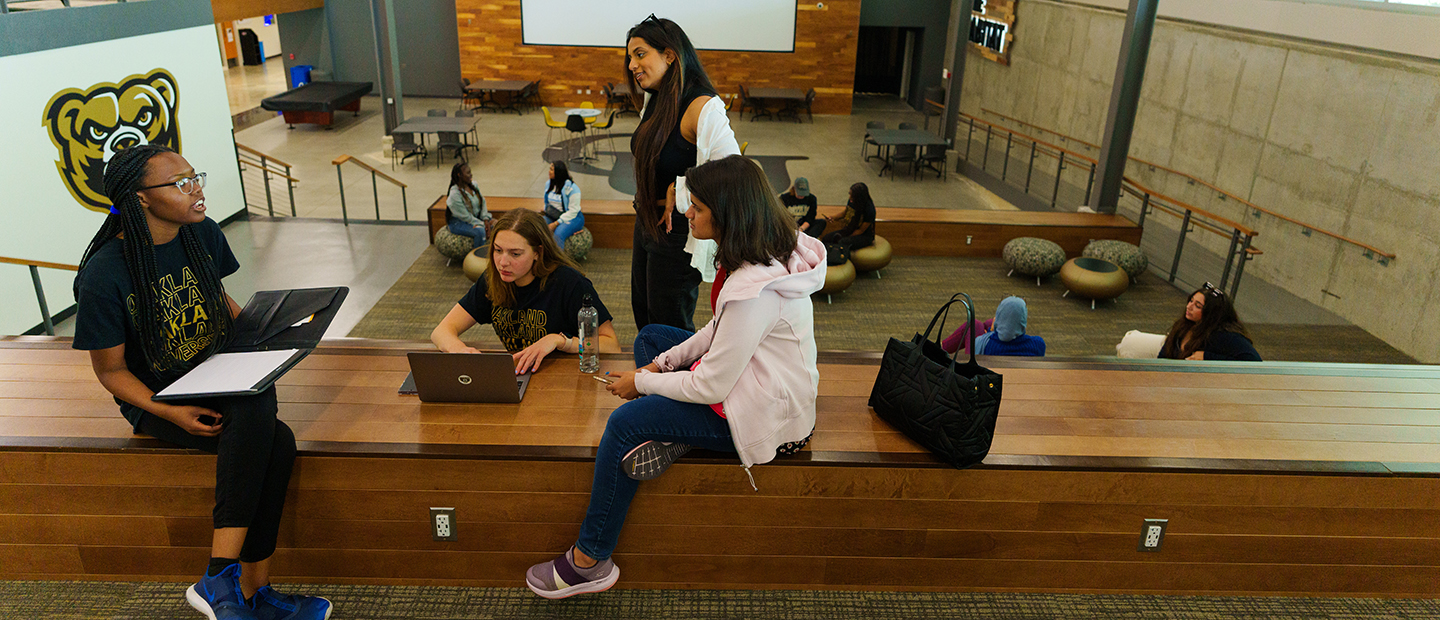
left=578, top=294, right=599, bottom=373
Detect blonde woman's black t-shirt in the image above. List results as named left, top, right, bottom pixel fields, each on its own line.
left=71, top=217, right=240, bottom=429
left=457, top=266, right=612, bottom=352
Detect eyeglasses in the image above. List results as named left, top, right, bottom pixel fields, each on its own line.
left=643, top=13, right=660, bottom=24
left=1202, top=282, right=1226, bottom=298
left=137, top=172, right=206, bottom=195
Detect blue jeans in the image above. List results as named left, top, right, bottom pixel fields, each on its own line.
left=576, top=324, right=734, bottom=561
left=545, top=212, right=585, bottom=248
left=448, top=219, right=487, bottom=250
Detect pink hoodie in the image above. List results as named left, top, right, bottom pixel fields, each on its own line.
left=635, top=233, right=827, bottom=469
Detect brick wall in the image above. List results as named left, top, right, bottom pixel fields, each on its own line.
left=454, top=1, right=860, bottom=114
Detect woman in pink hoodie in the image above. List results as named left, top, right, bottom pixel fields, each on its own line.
left=525, top=155, right=827, bottom=599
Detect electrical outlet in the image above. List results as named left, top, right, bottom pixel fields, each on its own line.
left=586, top=88, right=592, bottom=94
left=431, top=507, right=456, bottom=541
left=1137, top=518, right=1167, bottom=552
left=966, top=235, right=973, bottom=245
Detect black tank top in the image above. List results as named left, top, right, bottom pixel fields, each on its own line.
left=643, top=86, right=715, bottom=201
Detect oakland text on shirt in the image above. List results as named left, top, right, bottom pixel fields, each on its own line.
left=124, top=265, right=221, bottom=372
left=492, top=306, right=548, bottom=352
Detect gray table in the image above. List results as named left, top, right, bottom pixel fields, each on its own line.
left=746, top=88, right=806, bottom=121
left=465, top=80, right=530, bottom=114
left=392, top=116, right=481, bottom=166
left=869, top=129, right=949, bottom=177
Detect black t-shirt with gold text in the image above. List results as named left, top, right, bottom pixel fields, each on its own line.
left=72, top=217, right=240, bottom=429
left=457, top=266, right=612, bottom=352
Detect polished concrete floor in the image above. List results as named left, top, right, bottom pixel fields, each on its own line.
left=224, top=60, right=290, bottom=116
left=230, top=95, right=1016, bottom=221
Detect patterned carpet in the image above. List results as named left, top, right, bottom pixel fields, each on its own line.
left=5, top=580, right=1439, bottom=619
left=348, top=247, right=1416, bottom=364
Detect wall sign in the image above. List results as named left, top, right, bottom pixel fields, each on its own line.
left=969, top=0, right=1016, bottom=65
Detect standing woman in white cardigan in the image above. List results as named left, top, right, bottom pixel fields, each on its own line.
left=623, top=15, right=740, bottom=332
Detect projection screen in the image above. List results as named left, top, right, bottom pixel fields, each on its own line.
left=521, top=0, right=797, bottom=52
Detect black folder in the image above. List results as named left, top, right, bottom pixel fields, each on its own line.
left=152, top=287, right=348, bottom=401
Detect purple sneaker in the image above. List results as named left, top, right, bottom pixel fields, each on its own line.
left=525, top=546, right=619, bottom=599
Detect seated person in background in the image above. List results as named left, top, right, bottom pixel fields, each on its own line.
left=821, top=182, right=876, bottom=253
left=973, top=296, right=1046, bottom=357
left=941, top=317, right=993, bottom=355
left=1159, top=283, right=1261, bottom=361
left=447, top=162, right=492, bottom=250
left=431, top=209, right=619, bottom=372
left=780, top=177, right=825, bottom=238
left=542, top=161, right=585, bottom=247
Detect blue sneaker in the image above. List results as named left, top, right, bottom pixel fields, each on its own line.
left=185, top=563, right=257, bottom=620
left=251, top=585, right=333, bottom=620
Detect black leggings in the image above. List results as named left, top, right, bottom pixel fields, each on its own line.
left=630, top=212, right=702, bottom=332
left=138, top=387, right=295, bottom=563
left=824, top=230, right=875, bottom=254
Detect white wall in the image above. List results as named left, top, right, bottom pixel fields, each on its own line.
left=234, top=16, right=283, bottom=59
left=0, top=25, right=244, bottom=336
left=1066, top=0, right=1440, bottom=60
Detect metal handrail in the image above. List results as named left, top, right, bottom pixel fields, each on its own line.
left=957, top=112, right=1261, bottom=298
left=234, top=142, right=297, bottom=217
left=979, top=107, right=1396, bottom=261
left=1, top=255, right=78, bottom=336
left=331, top=155, right=408, bottom=225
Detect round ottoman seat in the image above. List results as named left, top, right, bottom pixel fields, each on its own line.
left=1003, top=237, right=1066, bottom=285
left=851, top=235, right=892, bottom=277
left=1083, top=239, right=1148, bottom=281
left=462, top=249, right=490, bottom=283
left=434, top=227, right=474, bottom=263
left=817, top=260, right=856, bottom=304
left=1059, top=257, right=1129, bottom=310
left=564, top=227, right=593, bottom=262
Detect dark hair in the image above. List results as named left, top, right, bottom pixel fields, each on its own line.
left=547, top=160, right=571, bottom=195
left=74, top=144, right=233, bottom=379
left=449, top=162, right=477, bottom=198
left=848, top=182, right=874, bottom=211
left=1161, top=285, right=1250, bottom=359
left=484, top=209, right=581, bottom=310
left=625, top=16, right=717, bottom=241
left=685, top=155, right=796, bottom=273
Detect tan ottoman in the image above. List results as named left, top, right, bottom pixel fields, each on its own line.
left=851, top=235, right=892, bottom=277
left=1059, top=257, right=1129, bottom=310
left=462, top=249, right=490, bottom=283
left=817, top=260, right=856, bottom=304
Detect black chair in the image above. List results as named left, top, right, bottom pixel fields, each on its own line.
left=520, top=81, right=542, bottom=114
left=861, top=121, right=884, bottom=161
left=436, top=131, right=468, bottom=165
left=427, top=109, right=447, bottom=117
left=780, top=87, right=816, bottom=122
left=886, top=143, right=917, bottom=179
left=460, top=78, right=481, bottom=110
left=915, top=142, right=948, bottom=181
left=454, top=108, right=478, bottom=149
left=898, top=122, right=919, bottom=130
left=565, top=114, right=589, bottom=161
left=591, top=111, right=618, bottom=157
left=390, top=132, right=425, bottom=170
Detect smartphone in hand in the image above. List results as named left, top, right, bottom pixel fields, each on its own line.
left=592, top=375, right=615, bottom=385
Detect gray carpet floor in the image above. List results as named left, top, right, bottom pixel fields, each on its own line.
left=349, top=246, right=1416, bottom=364
left=5, top=580, right=1439, bottom=619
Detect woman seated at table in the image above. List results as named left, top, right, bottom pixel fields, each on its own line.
left=523, top=154, right=825, bottom=599
left=821, top=182, right=876, bottom=253
left=780, top=177, right=824, bottom=238
left=542, top=161, right=584, bottom=247
left=431, top=209, right=619, bottom=372
left=1159, top=283, right=1261, bottom=361
left=447, top=162, right=491, bottom=250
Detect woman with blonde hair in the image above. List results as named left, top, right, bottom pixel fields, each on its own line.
left=431, top=209, right=619, bottom=372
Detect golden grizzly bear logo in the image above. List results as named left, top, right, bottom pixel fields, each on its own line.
left=43, top=69, right=181, bottom=213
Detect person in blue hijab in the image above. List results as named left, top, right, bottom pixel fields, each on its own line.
left=973, top=296, right=1045, bottom=357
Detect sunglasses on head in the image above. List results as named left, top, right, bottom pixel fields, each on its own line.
left=1202, top=282, right=1226, bottom=298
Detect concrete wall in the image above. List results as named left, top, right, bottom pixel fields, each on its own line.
left=276, top=7, right=333, bottom=84
left=859, top=0, right=952, bottom=109
left=317, top=0, right=462, bottom=97
left=960, top=0, right=1440, bottom=362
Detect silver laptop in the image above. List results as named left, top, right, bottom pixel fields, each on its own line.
left=406, top=352, right=531, bottom=403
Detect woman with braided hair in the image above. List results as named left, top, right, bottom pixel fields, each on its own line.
left=72, top=145, right=332, bottom=620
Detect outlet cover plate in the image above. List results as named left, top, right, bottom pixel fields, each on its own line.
left=431, top=507, right=456, bottom=542
left=1137, top=518, right=1167, bottom=552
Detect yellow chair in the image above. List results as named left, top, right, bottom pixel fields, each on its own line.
left=580, top=101, right=597, bottom=125
left=541, top=107, right=566, bottom=147
left=740, top=141, right=749, bottom=156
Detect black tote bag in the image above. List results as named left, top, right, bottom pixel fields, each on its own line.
left=867, top=293, right=1003, bottom=469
